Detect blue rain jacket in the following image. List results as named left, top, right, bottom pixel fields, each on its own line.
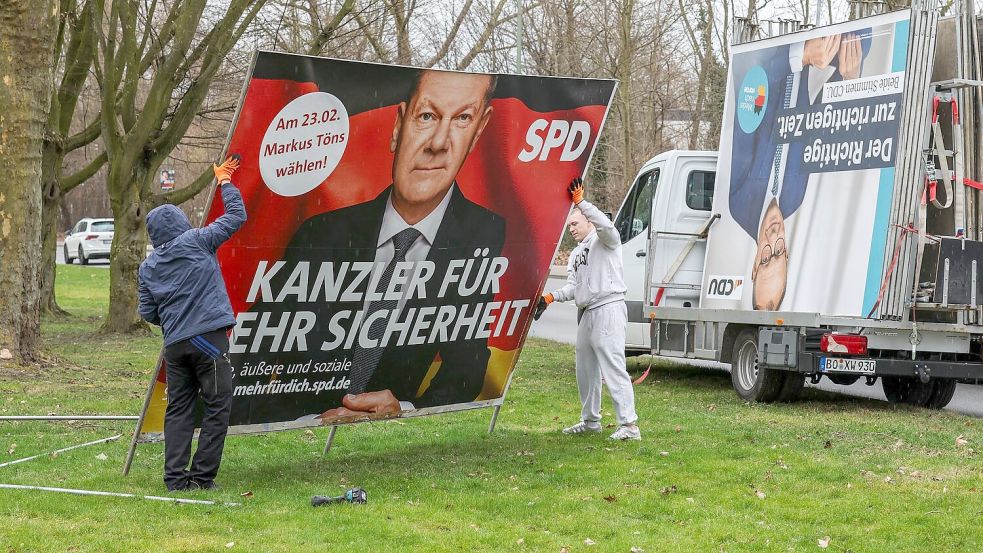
left=138, top=183, right=246, bottom=347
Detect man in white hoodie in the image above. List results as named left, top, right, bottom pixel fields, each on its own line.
left=535, top=178, right=640, bottom=440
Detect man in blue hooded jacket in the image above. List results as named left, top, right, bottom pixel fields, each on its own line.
left=138, top=156, right=246, bottom=491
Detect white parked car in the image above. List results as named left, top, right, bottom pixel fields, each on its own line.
left=64, top=218, right=114, bottom=265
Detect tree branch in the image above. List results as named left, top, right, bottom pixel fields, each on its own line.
left=156, top=164, right=213, bottom=206
left=60, top=151, right=108, bottom=193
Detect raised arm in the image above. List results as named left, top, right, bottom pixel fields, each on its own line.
left=570, top=177, right=620, bottom=249
left=198, top=157, right=247, bottom=252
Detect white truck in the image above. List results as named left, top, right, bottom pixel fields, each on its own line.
left=613, top=5, right=983, bottom=409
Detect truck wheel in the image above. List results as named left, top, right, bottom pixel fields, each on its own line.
left=78, top=245, right=89, bottom=265
left=730, top=329, right=784, bottom=402
left=63, top=244, right=72, bottom=264
left=775, top=373, right=805, bottom=402
left=882, top=377, right=935, bottom=407
left=881, top=376, right=908, bottom=403
left=925, top=380, right=957, bottom=409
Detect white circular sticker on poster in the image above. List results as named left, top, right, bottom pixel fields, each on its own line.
left=259, top=92, right=349, bottom=197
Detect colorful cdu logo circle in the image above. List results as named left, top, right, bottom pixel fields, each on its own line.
left=737, top=65, right=768, bottom=134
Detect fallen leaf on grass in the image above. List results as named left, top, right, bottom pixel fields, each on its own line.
left=584, top=538, right=596, bottom=546
left=603, top=495, right=616, bottom=502
left=95, top=453, right=108, bottom=461
left=631, top=548, right=645, bottom=553
left=225, top=542, right=234, bottom=548
left=660, top=485, right=677, bottom=495
left=818, top=536, right=830, bottom=548
left=516, top=538, right=524, bottom=545
left=659, top=451, right=669, bottom=457
left=686, top=497, right=695, bottom=503
left=7, top=443, right=15, bottom=455
left=707, top=404, right=716, bottom=411
left=956, top=435, right=969, bottom=447
left=0, top=349, right=12, bottom=360
left=776, top=459, right=788, bottom=469
left=884, top=476, right=893, bottom=483
left=823, top=440, right=832, bottom=449
left=755, top=490, right=766, bottom=500
left=560, top=547, right=570, bottom=553
left=240, top=491, right=253, bottom=498
left=674, top=425, right=681, bottom=432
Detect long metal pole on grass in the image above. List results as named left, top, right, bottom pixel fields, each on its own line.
left=0, top=434, right=121, bottom=469
left=0, top=483, right=240, bottom=506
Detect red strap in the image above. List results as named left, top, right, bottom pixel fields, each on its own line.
left=965, top=177, right=983, bottom=190
left=922, top=177, right=939, bottom=205
left=933, top=96, right=941, bottom=123
left=952, top=98, right=960, bottom=125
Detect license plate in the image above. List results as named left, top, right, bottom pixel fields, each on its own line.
left=103, top=240, right=112, bottom=245
left=819, top=357, right=876, bottom=374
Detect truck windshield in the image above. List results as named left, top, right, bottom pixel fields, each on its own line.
left=615, top=169, right=658, bottom=243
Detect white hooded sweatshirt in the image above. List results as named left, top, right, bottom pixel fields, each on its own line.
left=550, top=199, right=627, bottom=311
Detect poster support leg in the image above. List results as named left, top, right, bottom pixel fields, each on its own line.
left=322, top=426, right=338, bottom=456
left=123, top=357, right=164, bottom=476
left=487, top=405, right=502, bottom=434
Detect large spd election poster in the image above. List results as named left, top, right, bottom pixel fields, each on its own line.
left=702, top=12, right=909, bottom=316
left=136, top=53, right=615, bottom=439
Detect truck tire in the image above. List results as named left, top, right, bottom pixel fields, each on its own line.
left=881, top=376, right=912, bottom=404
left=775, top=373, right=805, bottom=402
left=730, top=329, right=784, bottom=402
left=79, top=245, right=89, bottom=265
left=882, top=377, right=936, bottom=407
left=925, top=380, right=957, bottom=409
left=63, top=244, right=72, bottom=264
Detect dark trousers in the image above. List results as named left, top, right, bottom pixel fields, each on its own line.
left=162, top=329, right=233, bottom=490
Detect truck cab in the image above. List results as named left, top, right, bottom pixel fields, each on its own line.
left=614, top=150, right=717, bottom=353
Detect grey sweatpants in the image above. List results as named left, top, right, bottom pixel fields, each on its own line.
left=575, top=301, right=637, bottom=426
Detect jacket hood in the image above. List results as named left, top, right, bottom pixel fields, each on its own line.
left=146, top=204, right=192, bottom=247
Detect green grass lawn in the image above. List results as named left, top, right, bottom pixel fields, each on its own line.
left=1, top=265, right=982, bottom=552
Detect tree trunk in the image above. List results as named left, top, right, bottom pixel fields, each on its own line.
left=102, top=166, right=151, bottom=334
left=40, top=140, right=70, bottom=316
left=0, top=0, right=59, bottom=364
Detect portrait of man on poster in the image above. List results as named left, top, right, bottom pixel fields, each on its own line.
left=245, top=69, right=506, bottom=423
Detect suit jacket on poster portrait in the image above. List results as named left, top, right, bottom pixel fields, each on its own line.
left=231, top=184, right=506, bottom=424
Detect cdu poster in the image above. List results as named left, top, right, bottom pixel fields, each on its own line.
left=702, top=11, right=910, bottom=317
left=135, top=53, right=616, bottom=440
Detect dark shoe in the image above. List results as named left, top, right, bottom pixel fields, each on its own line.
left=188, top=480, right=220, bottom=491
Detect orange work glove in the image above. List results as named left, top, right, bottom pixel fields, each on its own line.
left=213, top=155, right=240, bottom=184
left=568, top=177, right=585, bottom=204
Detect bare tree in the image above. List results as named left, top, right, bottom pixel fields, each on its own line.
left=90, top=0, right=268, bottom=334
left=0, top=0, right=60, bottom=363
left=41, top=0, right=105, bottom=316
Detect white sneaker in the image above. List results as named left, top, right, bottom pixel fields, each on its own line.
left=609, top=424, right=641, bottom=441
left=562, top=421, right=602, bottom=434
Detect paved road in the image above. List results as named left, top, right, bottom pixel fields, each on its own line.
left=530, top=276, right=983, bottom=418
left=56, top=241, right=110, bottom=267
